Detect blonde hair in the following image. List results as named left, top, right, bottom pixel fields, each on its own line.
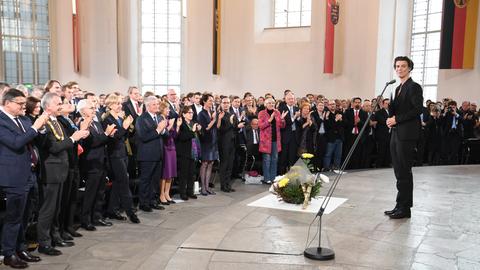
left=159, top=101, right=169, bottom=116
left=105, top=93, right=121, bottom=109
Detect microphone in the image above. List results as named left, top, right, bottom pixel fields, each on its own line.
left=386, top=79, right=396, bottom=85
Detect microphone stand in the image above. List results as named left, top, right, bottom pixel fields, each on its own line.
left=304, top=80, right=395, bottom=260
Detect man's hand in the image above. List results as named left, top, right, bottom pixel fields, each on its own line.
left=80, top=117, right=93, bottom=131
left=157, top=119, right=167, bottom=133
left=71, top=130, right=90, bottom=141
left=281, top=110, right=288, bottom=120
left=123, top=115, right=133, bottom=129
left=105, top=124, right=116, bottom=136
left=32, top=113, right=49, bottom=130
left=386, top=116, right=396, bottom=128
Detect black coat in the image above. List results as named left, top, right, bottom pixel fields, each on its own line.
left=102, top=114, right=128, bottom=159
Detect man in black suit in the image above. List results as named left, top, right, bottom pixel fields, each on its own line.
left=278, top=92, right=299, bottom=174
left=77, top=99, right=116, bottom=231
left=243, top=118, right=262, bottom=173
left=385, top=56, right=423, bottom=219
left=135, top=96, right=168, bottom=212
left=0, top=89, right=48, bottom=268
left=229, top=96, right=246, bottom=178
left=56, top=102, right=83, bottom=239
left=217, top=97, right=243, bottom=192
left=360, top=100, right=375, bottom=168
left=122, top=86, right=143, bottom=179
left=191, top=92, right=203, bottom=122
left=166, top=88, right=179, bottom=119
left=374, top=98, right=391, bottom=168
left=343, top=97, right=368, bottom=169
left=37, top=93, right=89, bottom=255
left=442, top=100, right=463, bottom=164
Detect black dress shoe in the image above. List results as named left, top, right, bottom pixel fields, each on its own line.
left=188, top=194, right=197, bottom=199
left=3, top=254, right=28, bottom=268
left=150, top=203, right=165, bottom=210
left=17, top=250, right=41, bottom=262
left=180, top=195, right=189, bottom=200
left=159, top=201, right=170, bottom=206
left=128, top=213, right=141, bottom=224
left=384, top=207, right=399, bottom=215
left=167, top=200, right=176, bottom=204
left=53, top=240, right=75, bottom=247
left=106, top=212, right=127, bottom=221
left=93, top=219, right=113, bottom=226
left=139, top=205, right=153, bottom=212
left=38, top=246, right=62, bottom=256
left=66, top=227, right=83, bottom=237
left=61, top=231, right=74, bottom=241
left=389, top=209, right=411, bottom=219
left=80, top=223, right=97, bottom=231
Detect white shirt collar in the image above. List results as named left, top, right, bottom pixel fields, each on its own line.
left=0, top=107, right=16, bottom=122
left=148, top=111, right=157, bottom=120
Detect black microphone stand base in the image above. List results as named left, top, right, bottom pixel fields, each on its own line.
left=304, top=247, right=335, bottom=261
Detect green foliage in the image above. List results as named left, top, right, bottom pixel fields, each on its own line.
left=275, top=181, right=322, bottom=205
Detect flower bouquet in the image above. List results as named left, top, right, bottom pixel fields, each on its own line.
left=272, top=153, right=322, bottom=209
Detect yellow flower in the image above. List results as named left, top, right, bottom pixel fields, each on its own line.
left=301, top=153, right=314, bottom=159
left=278, top=178, right=290, bottom=188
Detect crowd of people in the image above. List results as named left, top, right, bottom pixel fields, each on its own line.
left=0, top=79, right=479, bottom=268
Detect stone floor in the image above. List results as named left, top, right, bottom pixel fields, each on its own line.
left=12, top=165, right=480, bottom=270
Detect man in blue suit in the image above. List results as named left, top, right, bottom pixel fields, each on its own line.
left=135, top=96, right=168, bottom=212
left=0, top=89, right=48, bottom=268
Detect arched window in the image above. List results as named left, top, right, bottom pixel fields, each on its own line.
left=0, top=0, right=50, bottom=85
left=410, top=0, right=443, bottom=101
left=274, top=0, right=311, bottom=28
left=140, top=0, right=183, bottom=95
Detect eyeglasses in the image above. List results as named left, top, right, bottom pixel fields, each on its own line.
left=12, top=101, right=26, bottom=106
left=186, top=111, right=193, bottom=114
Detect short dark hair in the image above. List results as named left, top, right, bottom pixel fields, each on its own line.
left=84, top=92, right=95, bottom=99
left=2, top=88, right=26, bottom=105
left=382, top=98, right=390, bottom=104
left=352, top=97, right=362, bottom=103
left=44, top=80, right=61, bottom=92
left=0, top=82, right=10, bottom=89
left=394, top=56, right=414, bottom=71
left=201, top=93, right=213, bottom=105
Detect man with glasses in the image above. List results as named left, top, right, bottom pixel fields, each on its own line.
left=0, top=89, right=50, bottom=268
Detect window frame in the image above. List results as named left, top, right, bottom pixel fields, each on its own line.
left=272, top=0, right=312, bottom=28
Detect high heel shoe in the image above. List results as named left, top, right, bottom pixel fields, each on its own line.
left=159, top=200, right=170, bottom=206
left=167, top=200, right=176, bottom=204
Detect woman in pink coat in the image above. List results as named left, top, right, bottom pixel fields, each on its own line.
left=258, top=98, right=287, bottom=183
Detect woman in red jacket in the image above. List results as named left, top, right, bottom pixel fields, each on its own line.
left=258, top=98, right=287, bottom=183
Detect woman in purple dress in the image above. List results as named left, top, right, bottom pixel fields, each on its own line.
left=159, top=102, right=181, bottom=204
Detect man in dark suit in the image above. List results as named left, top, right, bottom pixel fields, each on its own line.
left=37, top=93, right=89, bottom=256
left=442, top=100, right=463, bottom=164
left=243, top=118, right=262, bottom=173
left=135, top=96, right=168, bottom=212
left=0, top=89, right=48, bottom=268
left=166, top=88, right=179, bottom=119
left=278, top=92, right=299, bottom=174
left=343, top=97, right=368, bottom=169
left=217, top=97, right=243, bottom=192
left=122, top=86, right=142, bottom=179
left=191, top=92, right=203, bottom=123
left=374, top=98, right=391, bottom=168
left=77, top=99, right=116, bottom=231
left=385, top=56, right=423, bottom=219
left=229, top=96, right=246, bottom=178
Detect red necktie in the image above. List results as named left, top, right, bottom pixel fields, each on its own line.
left=354, top=110, right=359, bottom=134
left=135, top=102, right=141, bottom=114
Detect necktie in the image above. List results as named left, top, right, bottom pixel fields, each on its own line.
left=91, top=121, right=99, bottom=133
left=354, top=110, right=359, bottom=134
left=14, top=117, right=38, bottom=165
left=52, top=119, right=64, bottom=136
left=135, top=102, right=141, bottom=114
left=153, top=115, right=158, bottom=124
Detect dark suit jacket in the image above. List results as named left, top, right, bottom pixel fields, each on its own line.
left=122, top=99, right=141, bottom=120
left=374, top=108, right=390, bottom=141
left=135, top=112, right=166, bottom=162
left=192, top=104, right=202, bottom=123
left=176, top=121, right=195, bottom=159
left=278, top=103, right=299, bottom=144
left=79, top=120, right=108, bottom=172
left=389, top=77, right=423, bottom=141
left=217, top=112, right=238, bottom=153
left=324, top=111, right=345, bottom=143
left=168, top=102, right=179, bottom=119
left=102, top=114, right=128, bottom=159
left=244, top=126, right=260, bottom=156
left=57, top=116, right=79, bottom=169
left=39, top=118, right=74, bottom=184
left=0, top=111, right=38, bottom=189
left=229, top=107, right=245, bottom=145
left=343, top=108, right=368, bottom=139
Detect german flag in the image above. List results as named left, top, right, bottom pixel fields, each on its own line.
left=439, top=0, right=479, bottom=69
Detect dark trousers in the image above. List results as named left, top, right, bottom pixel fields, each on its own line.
left=1, top=177, right=33, bottom=256
left=390, top=129, right=416, bottom=210
left=108, top=158, right=134, bottom=215
left=138, top=161, right=162, bottom=207
left=345, top=134, right=363, bottom=169
left=81, top=169, right=106, bottom=224
left=178, top=157, right=195, bottom=196
left=232, top=144, right=246, bottom=177
left=37, top=182, right=63, bottom=247
left=219, top=145, right=235, bottom=188
left=376, top=136, right=391, bottom=167
left=361, top=135, right=375, bottom=168
left=56, top=168, right=79, bottom=235
left=443, top=131, right=462, bottom=164
left=279, top=138, right=298, bottom=174
left=313, top=134, right=327, bottom=172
